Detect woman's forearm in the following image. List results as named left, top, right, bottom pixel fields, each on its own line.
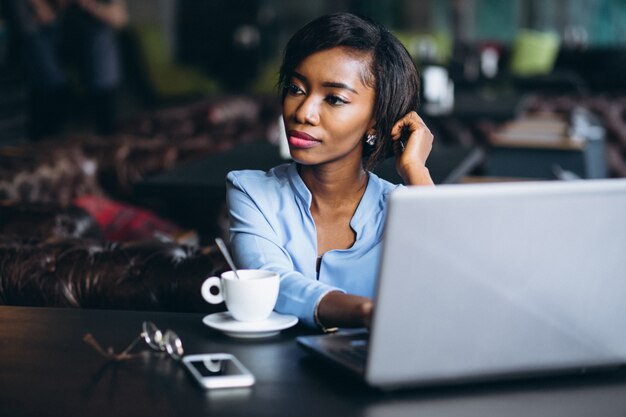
left=402, top=165, right=434, bottom=186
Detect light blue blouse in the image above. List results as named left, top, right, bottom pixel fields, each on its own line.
left=226, top=163, right=400, bottom=327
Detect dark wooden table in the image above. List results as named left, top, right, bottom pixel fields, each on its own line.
left=2, top=306, right=626, bottom=417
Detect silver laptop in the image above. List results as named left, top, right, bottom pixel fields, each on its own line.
left=297, top=178, right=626, bottom=390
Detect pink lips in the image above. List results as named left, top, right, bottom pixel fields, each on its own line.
left=288, top=130, right=321, bottom=149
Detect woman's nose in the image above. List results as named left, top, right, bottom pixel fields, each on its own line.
left=294, top=96, right=320, bottom=126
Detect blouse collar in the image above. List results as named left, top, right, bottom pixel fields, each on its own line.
left=286, top=162, right=385, bottom=232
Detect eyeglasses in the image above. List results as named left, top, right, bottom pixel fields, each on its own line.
left=83, top=321, right=184, bottom=362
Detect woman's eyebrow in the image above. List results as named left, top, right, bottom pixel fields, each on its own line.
left=321, top=81, right=358, bottom=94
left=292, top=72, right=358, bottom=94
left=292, top=72, right=307, bottom=83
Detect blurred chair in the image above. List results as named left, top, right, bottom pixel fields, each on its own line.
left=129, top=25, right=219, bottom=104
left=509, top=29, right=560, bottom=77
left=248, top=59, right=281, bottom=95
left=508, top=30, right=588, bottom=95
left=392, top=31, right=453, bottom=66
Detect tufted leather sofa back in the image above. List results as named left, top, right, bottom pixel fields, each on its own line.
left=0, top=237, right=227, bottom=312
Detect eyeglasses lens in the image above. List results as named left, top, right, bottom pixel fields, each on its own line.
left=164, top=331, right=184, bottom=360
left=141, top=321, right=184, bottom=360
left=142, top=321, right=164, bottom=351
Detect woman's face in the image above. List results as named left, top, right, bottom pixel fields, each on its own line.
left=282, top=47, right=376, bottom=167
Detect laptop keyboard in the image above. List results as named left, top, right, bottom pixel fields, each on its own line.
left=330, top=342, right=368, bottom=367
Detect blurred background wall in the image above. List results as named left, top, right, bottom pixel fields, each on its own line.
left=2, top=0, right=626, bottom=119
left=122, top=0, right=626, bottom=93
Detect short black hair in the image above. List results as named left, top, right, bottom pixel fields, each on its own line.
left=279, top=12, right=420, bottom=168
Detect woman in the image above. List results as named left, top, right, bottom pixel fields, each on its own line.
left=227, top=12, right=434, bottom=330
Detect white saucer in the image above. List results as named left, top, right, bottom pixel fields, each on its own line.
left=202, top=312, right=298, bottom=339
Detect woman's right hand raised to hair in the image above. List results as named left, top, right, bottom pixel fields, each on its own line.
left=390, top=111, right=435, bottom=186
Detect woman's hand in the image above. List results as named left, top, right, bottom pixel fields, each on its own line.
left=317, top=291, right=373, bottom=329
left=390, top=111, right=434, bottom=186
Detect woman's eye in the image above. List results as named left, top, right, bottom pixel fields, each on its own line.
left=286, top=83, right=304, bottom=95
left=326, top=95, right=348, bottom=106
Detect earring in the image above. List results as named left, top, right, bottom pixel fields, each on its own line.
left=365, top=133, right=376, bottom=146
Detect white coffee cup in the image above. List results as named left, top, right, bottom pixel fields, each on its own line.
left=201, top=269, right=279, bottom=322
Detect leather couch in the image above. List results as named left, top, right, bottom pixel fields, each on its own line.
left=0, top=202, right=227, bottom=312
left=0, top=236, right=226, bottom=313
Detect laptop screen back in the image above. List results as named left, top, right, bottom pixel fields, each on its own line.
left=366, top=179, right=626, bottom=388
